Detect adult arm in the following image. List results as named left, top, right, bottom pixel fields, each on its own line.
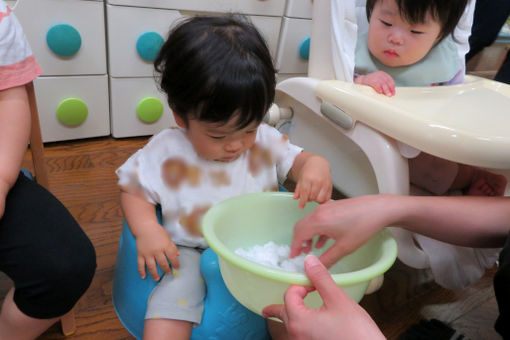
left=0, top=86, right=31, bottom=218
left=291, top=194, right=510, bottom=267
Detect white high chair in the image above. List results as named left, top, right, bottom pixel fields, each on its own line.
left=271, top=0, right=510, bottom=284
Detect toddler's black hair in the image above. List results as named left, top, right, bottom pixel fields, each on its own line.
left=154, top=15, right=276, bottom=129
left=366, top=0, right=469, bottom=42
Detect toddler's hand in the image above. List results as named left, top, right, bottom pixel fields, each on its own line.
left=355, top=71, right=395, bottom=97
left=136, top=224, right=180, bottom=281
left=294, top=155, right=332, bottom=209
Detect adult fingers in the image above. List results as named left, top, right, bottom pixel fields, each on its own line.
left=262, top=304, right=287, bottom=322
left=318, top=243, right=348, bottom=268
left=283, top=285, right=311, bottom=319
left=263, top=285, right=310, bottom=321
left=290, top=215, right=317, bottom=257
left=304, top=255, right=343, bottom=307
left=314, top=235, right=329, bottom=249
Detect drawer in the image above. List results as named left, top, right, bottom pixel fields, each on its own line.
left=275, top=17, right=312, bottom=74
left=107, top=5, right=282, bottom=77
left=110, top=77, right=175, bottom=138
left=285, top=0, right=313, bottom=19
left=13, top=0, right=107, bottom=76
left=106, top=0, right=286, bottom=16
left=34, top=75, right=110, bottom=142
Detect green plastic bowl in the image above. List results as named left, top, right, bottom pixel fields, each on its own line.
left=202, top=192, right=398, bottom=316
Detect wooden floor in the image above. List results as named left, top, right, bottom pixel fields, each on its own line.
left=3, top=136, right=500, bottom=339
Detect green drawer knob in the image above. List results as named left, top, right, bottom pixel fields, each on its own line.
left=136, top=31, right=164, bottom=62
left=46, top=23, right=82, bottom=57
left=299, top=37, right=311, bottom=60
left=56, top=98, right=88, bottom=126
left=137, top=97, right=163, bottom=123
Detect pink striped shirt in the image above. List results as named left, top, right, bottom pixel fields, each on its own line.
left=0, top=0, right=42, bottom=91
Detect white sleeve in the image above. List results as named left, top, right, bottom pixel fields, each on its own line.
left=116, top=148, right=160, bottom=205
left=258, top=124, right=303, bottom=184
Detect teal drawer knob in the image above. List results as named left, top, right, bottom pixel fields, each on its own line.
left=56, top=98, right=88, bottom=126
left=136, top=31, right=164, bottom=62
left=137, top=97, right=163, bottom=123
left=46, top=24, right=82, bottom=57
left=299, top=37, right=310, bottom=60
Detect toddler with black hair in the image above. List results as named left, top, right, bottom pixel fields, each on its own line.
left=355, top=0, right=506, bottom=198
left=116, top=14, right=332, bottom=340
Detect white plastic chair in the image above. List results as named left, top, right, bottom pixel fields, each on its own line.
left=271, top=0, right=510, bottom=289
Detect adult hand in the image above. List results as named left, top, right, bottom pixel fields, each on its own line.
left=290, top=195, right=394, bottom=267
left=262, top=255, right=385, bottom=340
left=136, top=223, right=180, bottom=281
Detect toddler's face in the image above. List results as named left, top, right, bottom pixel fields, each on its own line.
left=367, top=0, right=441, bottom=67
left=183, top=115, right=259, bottom=162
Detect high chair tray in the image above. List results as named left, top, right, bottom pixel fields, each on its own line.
left=315, top=75, right=510, bottom=169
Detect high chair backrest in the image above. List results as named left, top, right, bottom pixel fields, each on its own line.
left=309, top=0, right=476, bottom=81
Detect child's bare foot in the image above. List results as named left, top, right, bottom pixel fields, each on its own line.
left=467, top=170, right=507, bottom=196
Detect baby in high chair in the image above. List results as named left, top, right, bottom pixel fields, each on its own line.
left=354, top=0, right=507, bottom=197
left=116, top=15, right=332, bottom=340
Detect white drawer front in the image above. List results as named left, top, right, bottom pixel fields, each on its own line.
left=34, top=75, right=110, bottom=142
left=107, top=5, right=180, bottom=77
left=106, top=0, right=285, bottom=16
left=275, top=17, right=312, bottom=74
left=110, top=77, right=175, bottom=138
left=107, top=5, right=282, bottom=77
left=14, top=0, right=107, bottom=76
left=285, top=0, right=313, bottom=19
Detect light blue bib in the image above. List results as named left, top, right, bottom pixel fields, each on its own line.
left=355, top=33, right=459, bottom=86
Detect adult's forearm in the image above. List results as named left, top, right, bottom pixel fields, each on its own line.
left=386, top=194, right=510, bottom=248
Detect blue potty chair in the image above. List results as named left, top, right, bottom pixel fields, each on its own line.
left=112, top=208, right=270, bottom=340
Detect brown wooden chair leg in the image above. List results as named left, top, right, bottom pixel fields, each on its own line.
left=60, top=309, right=76, bottom=336
left=26, top=83, right=78, bottom=337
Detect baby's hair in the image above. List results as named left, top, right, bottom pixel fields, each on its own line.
left=154, top=15, right=276, bottom=129
left=366, top=0, right=468, bottom=42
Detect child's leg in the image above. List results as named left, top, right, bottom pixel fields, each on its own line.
left=408, top=153, right=459, bottom=195
left=144, top=247, right=205, bottom=340
left=409, top=153, right=507, bottom=196
left=267, top=319, right=289, bottom=340
left=143, top=319, right=192, bottom=340
left=461, top=167, right=507, bottom=196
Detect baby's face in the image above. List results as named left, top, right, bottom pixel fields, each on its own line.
left=367, top=0, right=441, bottom=67
left=184, top=116, right=259, bottom=162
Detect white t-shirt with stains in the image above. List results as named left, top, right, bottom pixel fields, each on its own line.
left=116, top=123, right=303, bottom=249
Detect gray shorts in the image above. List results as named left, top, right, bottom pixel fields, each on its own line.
left=145, top=246, right=205, bottom=325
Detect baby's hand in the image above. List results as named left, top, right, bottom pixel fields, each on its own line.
left=294, top=155, right=332, bottom=209
left=136, top=224, right=180, bottom=281
left=355, top=71, right=395, bottom=97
